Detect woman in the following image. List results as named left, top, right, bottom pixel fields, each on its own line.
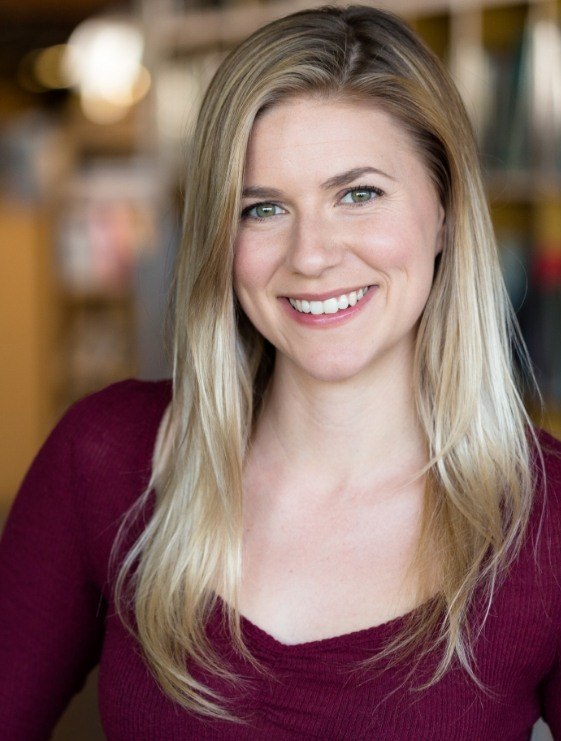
left=1, top=5, right=560, bottom=739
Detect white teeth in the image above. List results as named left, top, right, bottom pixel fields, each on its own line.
left=288, top=286, right=369, bottom=315
left=323, top=297, right=339, bottom=314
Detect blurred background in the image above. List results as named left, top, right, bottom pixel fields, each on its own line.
left=0, top=0, right=560, bottom=737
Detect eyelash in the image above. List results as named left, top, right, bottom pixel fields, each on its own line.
left=240, top=184, right=385, bottom=221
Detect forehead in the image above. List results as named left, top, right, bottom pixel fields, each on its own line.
left=244, top=96, right=424, bottom=184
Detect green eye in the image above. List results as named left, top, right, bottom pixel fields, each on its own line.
left=351, top=190, right=372, bottom=203
left=256, top=204, right=277, bottom=217
left=341, top=188, right=380, bottom=204
left=243, top=203, right=282, bottom=219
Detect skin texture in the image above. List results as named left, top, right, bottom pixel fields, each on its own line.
left=233, top=97, right=445, bottom=643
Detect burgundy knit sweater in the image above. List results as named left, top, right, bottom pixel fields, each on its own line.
left=1, top=379, right=560, bottom=740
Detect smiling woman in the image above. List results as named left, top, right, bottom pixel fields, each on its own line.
left=1, top=5, right=561, bottom=740
left=234, top=99, right=444, bottom=383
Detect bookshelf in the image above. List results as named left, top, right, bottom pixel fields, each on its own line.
left=48, top=137, right=164, bottom=410
left=6, top=106, right=167, bottom=416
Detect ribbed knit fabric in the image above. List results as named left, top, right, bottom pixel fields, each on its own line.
left=0, top=379, right=560, bottom=740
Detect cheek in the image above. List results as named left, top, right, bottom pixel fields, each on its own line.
left=379, top=213, right=441, bottom=276
left=233, top=244, right=280, bottom=345
left=354, top=221, right=418, bottom=275
left=406, top=250, right=440, bottom=323
left=359, top=224, right=438, bottom=312
left=232, top=246, right=245, bottom=298
left=234, top=224, right=287, bottom=287
left=233, top=240, right=257, bottom=297
left=232, top=239, right=275, bottom=315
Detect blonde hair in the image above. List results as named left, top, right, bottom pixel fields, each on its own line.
left=115, top=5, right=538, bottom=719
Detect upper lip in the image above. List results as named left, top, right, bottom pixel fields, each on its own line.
left=282, top=285, right=372, bottom=302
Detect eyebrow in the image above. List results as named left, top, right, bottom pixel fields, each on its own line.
left=321, top=166, right=395, bottom=190
left=241, top=166, right=394, bottom=200
left=242, top=185, right=284, bottom=199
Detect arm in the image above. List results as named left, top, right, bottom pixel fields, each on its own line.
left=0, top=407, right=106, bottom=740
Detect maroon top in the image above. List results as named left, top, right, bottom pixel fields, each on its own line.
left=0, top=379, right=560, bottom=740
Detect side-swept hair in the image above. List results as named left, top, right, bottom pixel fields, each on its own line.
left=115, top=5, right=537, bottom=719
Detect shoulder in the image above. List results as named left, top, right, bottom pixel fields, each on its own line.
left=49, top=378, right=172, bottom=587
left=533, top=427, right=561, bottom=524
left=495, top=429, right=561, bottom=610
left=53, top=378, right=172, bottom=476
left=61, top=376, right=172, bottom=500
left=15, top=378, right=171, bottom=511
left=48, top=377, right=172, bottom=498
left=519, top=428, right=561, bottom=613
left=61, top=377, right=172, bottom=442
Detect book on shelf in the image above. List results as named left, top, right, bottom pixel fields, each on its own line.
left=480, top=14, right=561, bottom=176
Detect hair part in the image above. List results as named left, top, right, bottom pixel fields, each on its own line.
left=114, top=5, right=539, bottom=719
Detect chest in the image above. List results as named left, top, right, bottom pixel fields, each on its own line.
left=238, top=483, right=428, bottom=644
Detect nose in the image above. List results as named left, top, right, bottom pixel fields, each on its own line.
left=284, top=213, right=343, bottom=277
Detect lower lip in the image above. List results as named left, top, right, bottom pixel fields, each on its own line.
left=281, top=287, right=376, bottom=327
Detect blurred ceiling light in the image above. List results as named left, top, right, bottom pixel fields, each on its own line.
left=18, top=45, right=71, bottom=93
left=35, top=45, right=71, bottom=90
left=63, top=17, right=150, bottom=124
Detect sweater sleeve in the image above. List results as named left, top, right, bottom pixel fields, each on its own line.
left=0, top=404, right=106, bottom=740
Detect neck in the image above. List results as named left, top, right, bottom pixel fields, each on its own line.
left=250, top=351, right=427, bottom=497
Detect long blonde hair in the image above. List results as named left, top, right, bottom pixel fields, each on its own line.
left=115, top=5, right=538, bottom=719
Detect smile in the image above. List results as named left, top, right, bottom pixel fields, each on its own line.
left=288, top=287, right=369, bottom=315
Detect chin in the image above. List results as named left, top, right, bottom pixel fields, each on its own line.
left=295, top=355, right=371, bottom=385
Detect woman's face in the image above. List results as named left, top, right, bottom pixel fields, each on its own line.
left=233, top=96, right=444, bottom=384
